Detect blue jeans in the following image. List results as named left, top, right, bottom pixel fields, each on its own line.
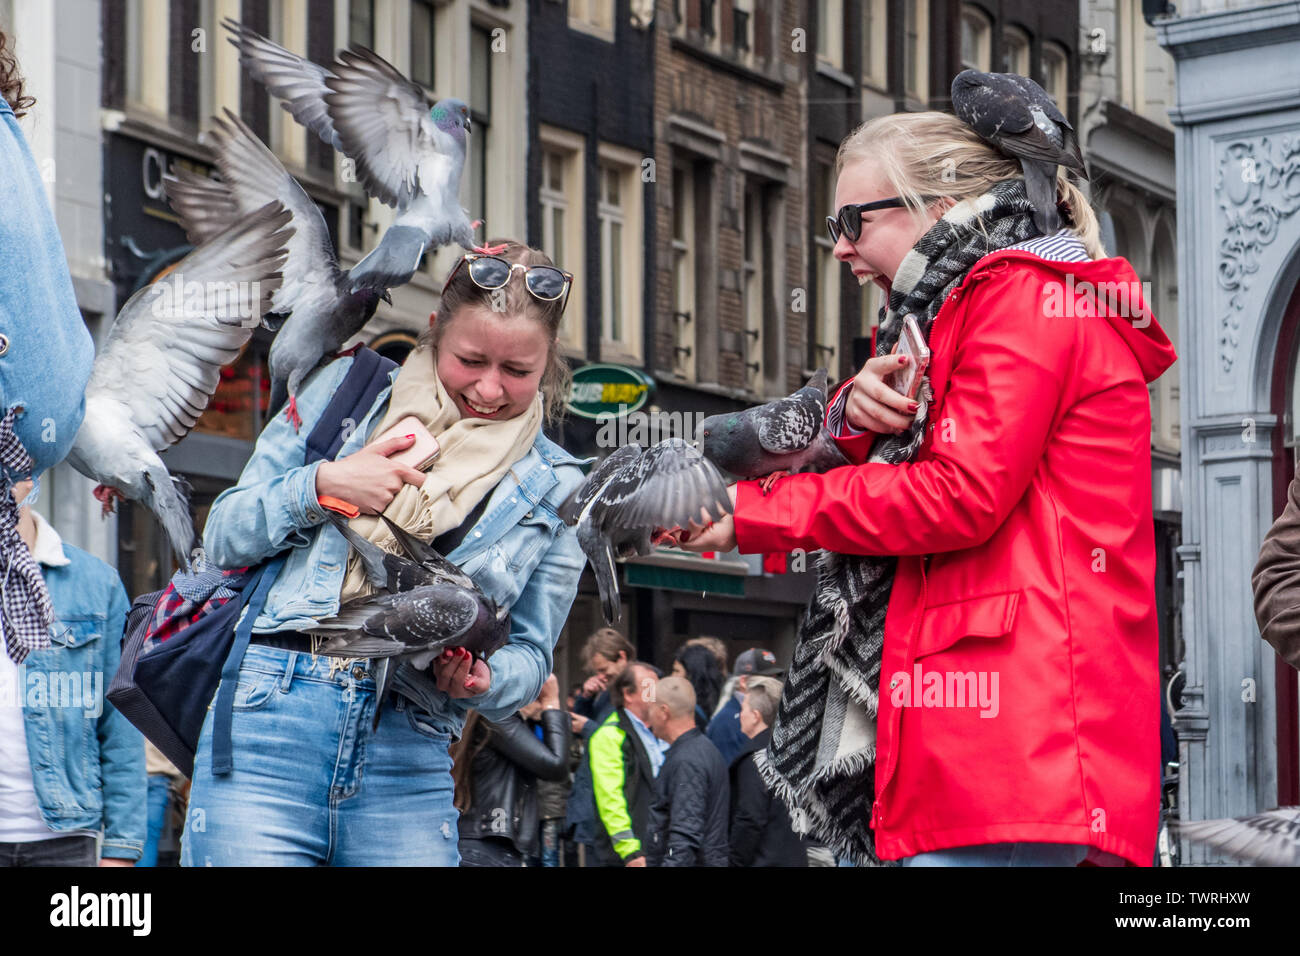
left=180, top=645, right=460, bottom=867
left=139, top=775, right=172, bottom=867
left=901, top=842, right=1088, bottom=867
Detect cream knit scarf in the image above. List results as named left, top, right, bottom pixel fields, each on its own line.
left=338, top=345, right=542, bottom=603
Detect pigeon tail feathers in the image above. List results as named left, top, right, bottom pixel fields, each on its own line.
left=348, top=225, right=427, bottom=292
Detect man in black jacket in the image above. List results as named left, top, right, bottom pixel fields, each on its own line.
left=645, top=676, right=729, bottom=867
left=729, top=680, right=807, bottom=867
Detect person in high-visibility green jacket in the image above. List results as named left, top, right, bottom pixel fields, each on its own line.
left=589, top=662, right=662, bottom=866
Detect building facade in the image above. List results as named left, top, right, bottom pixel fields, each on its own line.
left=1157, top=0, right=1300, bottom=864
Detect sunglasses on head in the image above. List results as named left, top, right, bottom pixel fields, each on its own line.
left=826, top=196, right=941, bottom=243
left=442, top=253, right=573, bottom=313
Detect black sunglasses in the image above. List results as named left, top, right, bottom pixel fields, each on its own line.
left=442, top=253, right=573, bottom=314
left=827, top=196, right=940, bottom=243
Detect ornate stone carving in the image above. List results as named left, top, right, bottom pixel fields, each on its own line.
left=1215, top=136, right=1300, bottom=372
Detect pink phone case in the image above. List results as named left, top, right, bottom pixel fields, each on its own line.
left=890, top=314, right=931, bottom=399
left=373, top=415, right=441, bottom=471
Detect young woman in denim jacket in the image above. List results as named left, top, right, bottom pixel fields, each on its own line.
left=181, top=242, right=588, bottom=867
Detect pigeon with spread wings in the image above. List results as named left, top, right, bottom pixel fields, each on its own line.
left=559, top=439, right=733, bottom=625
left=224, top=18, right=500, bottom=292
left=1174, top=807, right=1300, bottom=866
left=65, top=204, right=291, bottom=570
left=164, top=109, right=391, bottom=431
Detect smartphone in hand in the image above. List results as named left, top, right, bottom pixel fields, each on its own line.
left=371, top=415, right=441, bottom=471
left=890, top=313, right=931, bottom=399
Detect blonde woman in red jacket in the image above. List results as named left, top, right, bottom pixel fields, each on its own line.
left=680, top=109, right=1176, bottom=867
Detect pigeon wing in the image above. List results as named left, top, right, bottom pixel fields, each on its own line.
left=1175, top=808, right=1300, bottom=867
left=558, top=443, right=642, bottom=525
left=224, top=18, right=341, bottom=151
left=163, top=166, right=240, bottom=246
left=86, top=204, right=291, bottom=452
left=755, top=387, right=823, bottom=455
left=603, top=439, right=732, bottom=532
left=325, top=46, right=439, bottom=209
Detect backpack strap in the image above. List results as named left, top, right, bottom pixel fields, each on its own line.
left=304, top=347, right=399, bottom=466
left=210, top=554, right=287, bottom=776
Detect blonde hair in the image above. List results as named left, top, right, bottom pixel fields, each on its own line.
left=835, top=111, right=1104, bottom=260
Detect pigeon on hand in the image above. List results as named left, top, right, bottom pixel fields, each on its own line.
left=1174, top=807, right=1300, bottom=866
left=224, top=18, right=488, bottom=292
left=559, top=439, right=733, bottom=625
left=950, top=69, right=1086, bottom=234
left=65, top=204, right=291, bottom=570
left=163, top=109, right=391, bottom=432
left=321, top=512, right=504, bottom=729
left=698, top=368, right=850, bottom=493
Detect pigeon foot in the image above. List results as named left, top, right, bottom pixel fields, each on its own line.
left=472, top=241, right=510, bottom=256
left=332, top=342, right=365, bottom=359
left=757, top=471, right=789, bottom=495
left=92, top=484, right=124, bottom=517
left=284, top=394, right=303, bottom=432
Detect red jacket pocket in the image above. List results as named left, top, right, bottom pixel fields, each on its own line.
left=913, top=590, right=1021, bottom=660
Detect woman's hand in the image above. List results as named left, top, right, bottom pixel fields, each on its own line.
left=845, top=353, right=920, bottom=434
left=538, top=674, right=561, bottom=710
left=433, top=646, right=492, bottom=698
left=315, top=434, right=427, bottom=515
left=675, top=483, right=739, bottom=553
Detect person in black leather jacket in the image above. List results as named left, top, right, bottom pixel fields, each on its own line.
left=452, top=675, right=570, bottom=867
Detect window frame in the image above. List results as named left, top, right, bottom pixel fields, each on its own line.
left=960, top=4, right=992, bottom=73
left=596, top=142, right=645, bottom=365
left=903, top=0, right=929, bottom=104
left=539, top=125, right=587, bottom=358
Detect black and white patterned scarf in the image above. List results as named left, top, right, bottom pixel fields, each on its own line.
left=755, top=179, right=1042, bottom=865
left=0, top=408, right=55, bottom=663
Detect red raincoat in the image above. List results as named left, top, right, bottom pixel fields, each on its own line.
left=733, top=249, right=1177, bottom=866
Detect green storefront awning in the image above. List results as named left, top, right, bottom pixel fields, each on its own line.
left=623, top=562, right=746, bottom=596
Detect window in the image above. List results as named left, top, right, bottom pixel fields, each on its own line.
left=1002, top=26, right=1030, bottom=76
left=817, top=0, right=844, bottom=71
left=734, top=0, right=754, bottom=62
left=350, top=0, right=374, bottom=49
left=411, top=0, right=436, bottom=89
left=903, top=0, right=928, bottom=103
left=539, top=126, right=586, bottom=355
left=701, top=0, right=717, bottom=40
left=125, top=0, right=169, bottom=117
left=672, top=162, right=696, bottom=380
left=960, top=4, right=991, bottom=72
left=468, top=24, right=492, bottom=250
left=814, top=164, right=840, bottom=378
left=597, top=146, right=644, bottom=363
left=570, top=0, right=615, bottom=41
left=1041, top=42, right=1068, bottom=107
left=862, top=0, right=888, bottom=90
left=743, top=184, right=765, bottom=390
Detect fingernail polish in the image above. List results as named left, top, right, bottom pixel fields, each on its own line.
left=908, top=402, right=919, bottom=411
left=898, top=355, right=909, bottom=365
left=405, top=433, right=415, bottom=439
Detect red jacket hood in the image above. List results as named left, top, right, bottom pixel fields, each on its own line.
left=977, top=249, right=1178, bottom=384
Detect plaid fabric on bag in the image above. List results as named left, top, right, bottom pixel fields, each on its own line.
left=146, top=560, right=254, bottom=648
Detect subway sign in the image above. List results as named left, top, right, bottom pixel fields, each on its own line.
left=566, top=364, right=656, bottom=420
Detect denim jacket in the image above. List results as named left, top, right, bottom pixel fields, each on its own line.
left=201, top=354, right=589, bottom=736
left=0, top=95, right=94, bottom=476
left=21, top=514, right=146, bottom=859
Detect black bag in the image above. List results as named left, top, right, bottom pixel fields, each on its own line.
left=107, top=348, right=397, bottom=777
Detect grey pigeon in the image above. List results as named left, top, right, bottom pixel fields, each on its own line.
left=698, top=368, right=850, bottom=489
left=65, top=204, right=291, bottom=569
left=322, top=513, right=492, bottom=729
left=163, top=110, right=390, bottom=431
left=559, top=439, right=733, bottom=625
left=1174, top=807, right=1300, bottom=866
left=224, top=18, right=486, bottom=292
left=950, top=69, right=1086, bottom=234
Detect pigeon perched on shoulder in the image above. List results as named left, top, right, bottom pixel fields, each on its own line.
left=698, top=368, right=850, bottom=492
left=950, top=69, right=1086, bottom=234
left=559, top=439, right=733, bottom=625
left=225, top=18, right=496, bottom=292
left=1174, top=807, right=1300, bottom=866
left=65, top=204, right=291, bottom=570
left=164, top=109, right=391, bottom=431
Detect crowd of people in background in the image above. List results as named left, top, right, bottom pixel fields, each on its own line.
left=448, top=626, right=819, bottom=867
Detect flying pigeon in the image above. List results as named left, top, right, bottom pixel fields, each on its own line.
left=1174, top=807, right=1300, bottom=866
left=163, top=109, right=391, bottom=431
left=558, top=439, right=733, bottom=625
left=950, top=69, right=1086, bottom=234
left=65, top=204, right=291, bottom=569
left=224, top=18, right=499, bottom=292
left=698, top=367, right=850, bottom=492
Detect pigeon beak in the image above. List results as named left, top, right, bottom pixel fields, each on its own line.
left=464, top=115, right=472, bottom=133
left=380, top=290, right=393, bottom=306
